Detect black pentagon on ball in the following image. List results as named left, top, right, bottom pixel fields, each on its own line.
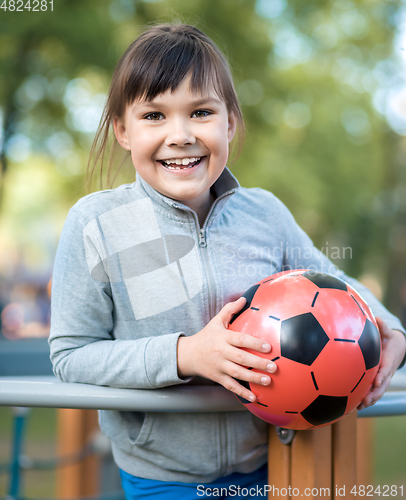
left=358, top=319, right=381, bottom=370
left=280, top=313, right=329, bottom=365
left=301, top=395, right=348, bottom=426
left=302, top=271, right=347, bottom=291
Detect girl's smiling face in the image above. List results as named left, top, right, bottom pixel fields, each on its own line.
left=113, top=74, right=237, bottom=220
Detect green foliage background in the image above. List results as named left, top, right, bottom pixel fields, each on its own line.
left=1, top=0, right=406, bottom=320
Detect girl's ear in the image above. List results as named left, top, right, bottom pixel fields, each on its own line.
left=227, top=112, right=237, bottom=143
left=113, top=117, right=131, bottom=151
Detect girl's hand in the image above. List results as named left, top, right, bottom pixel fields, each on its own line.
left=177, top=297, right=277, bottom=403
left=357, top=317, right=406, bottom=410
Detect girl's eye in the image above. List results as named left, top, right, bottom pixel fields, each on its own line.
left=145, top=112, right=164, bottom=121
left=192, top=109, right=212, bottom=118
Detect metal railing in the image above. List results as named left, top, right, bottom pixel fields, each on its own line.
left=0, top=370, right=405, bottom=415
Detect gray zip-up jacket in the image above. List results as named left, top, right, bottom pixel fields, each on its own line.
left=49, top=167, right=405, bottom=483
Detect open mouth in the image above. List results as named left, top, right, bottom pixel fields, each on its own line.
left=159, top=157, right=203, bottom=170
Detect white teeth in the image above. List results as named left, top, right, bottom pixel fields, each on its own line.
left=163, top=157, right=199, bottom=165
left=161, top=157, right=201, bottom=169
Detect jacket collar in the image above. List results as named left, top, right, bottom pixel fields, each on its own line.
left=136, top=167, right=240, bottom=219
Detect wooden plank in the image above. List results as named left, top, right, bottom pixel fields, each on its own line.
left=267, top=416, right=370, bottom=499
left=356, top=418, right=374, bottom=487
left=268, top=426, right=291, bottom=499
left=291, top=426, right=333, bottom=499
left=56, top=409, right=99, bottom=499
left=332, top=412, right=357, bottom=496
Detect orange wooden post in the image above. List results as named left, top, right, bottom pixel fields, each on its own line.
left=290, top=425, right=332, bottom=499
left=268, top=413, right=372, bottom=499
left=356, top=418, right=374, bottom=486
left=268, top=425, right=332, bottom=499
left=268, top=426, right=292, bottom=499
left=332, top=411, right=357, bottom=494
left=56, top=409, right=99, bottom=499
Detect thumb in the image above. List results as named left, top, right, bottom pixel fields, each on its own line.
left=375, top=316, right=391, bottom=341
left=219, top=296, right=247, bottom=327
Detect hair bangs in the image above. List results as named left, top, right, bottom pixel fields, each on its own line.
left=123, top=30, right=229, bottom=106
left=124, top=36, right=197, bottom=103
left=189, top=55, right=227, bottom=103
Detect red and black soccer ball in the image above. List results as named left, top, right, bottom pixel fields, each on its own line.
left=229, top=270, right=382, bottom=430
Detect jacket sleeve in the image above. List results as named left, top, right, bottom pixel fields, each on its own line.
left=49, top=206, right=189, bottom=389
left=275, top=197, right=406, bottom=337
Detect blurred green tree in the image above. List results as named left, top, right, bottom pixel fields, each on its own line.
left=0, top=0, right=405, bottom=318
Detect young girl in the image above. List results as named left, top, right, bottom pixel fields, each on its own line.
left=49, top=23, right=406, bottom=499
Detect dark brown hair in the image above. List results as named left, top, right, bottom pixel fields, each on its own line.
left=88, top=23, right=244, bottom=189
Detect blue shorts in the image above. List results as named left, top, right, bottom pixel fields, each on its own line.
left=119, top=463, right=268, bottom=499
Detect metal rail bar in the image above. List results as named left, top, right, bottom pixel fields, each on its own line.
left=0, top=376, right=242, bottom=412
left=0, top=370, right=405, bottom=417
left=356, top=391, right=406, bottom=418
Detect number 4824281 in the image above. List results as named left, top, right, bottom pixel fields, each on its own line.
left=350, top=485, right=404, bottom=496
left=1, top=0, right=53, bottom=11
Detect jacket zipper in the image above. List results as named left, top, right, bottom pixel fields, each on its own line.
left=197, top=194, right=235, bottom=477
left=172, top=188, right=236, bottom=474
left=197, top=226, right=216, bottom=320
left=171, top=192, right=235, bottom=320
left=195, top=189, right=237, bottom=320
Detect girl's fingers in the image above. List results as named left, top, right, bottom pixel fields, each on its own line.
left=227, top=329, right=271, bottom=353
left=218, top=297, right=272, bottom=354
left=228, top=346, right=277, bottom=373
left=223, top=296, right=246, bottom=313
left=219, top=298, right=276, bottom=369
left=375, top=317, right=405, bottom=384
left=374, top=366, right=390, bottom=389
left=219, top=297, right=246, bottom=326
left=376, top=316, right=392, bottom=340
left=358, top=318, right=406, bottom=410
left=197, top=297, right=279, bottom=399
left=221, top=374, right=260, bottom=403
left=226, top=360, right=272, bottom=386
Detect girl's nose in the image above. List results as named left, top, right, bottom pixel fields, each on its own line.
left=165, top=119, right=196, bottom=147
